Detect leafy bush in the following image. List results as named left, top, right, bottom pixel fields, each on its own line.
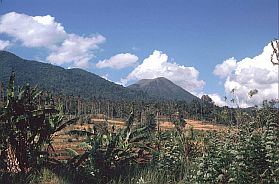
left=66, top=112, right=154, bottom=183
left=191, top=108, right=279, bottom=184
left=0, top=73, right=78, bottom=182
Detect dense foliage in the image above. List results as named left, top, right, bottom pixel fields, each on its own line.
left=192, top=105, right=278, bottom=183
left=0, top=73, right=78, bottom=183
left=0, top=73, right=278, bottom=184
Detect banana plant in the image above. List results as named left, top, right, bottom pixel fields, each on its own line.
left=65, top=111, right=154, bottom=182
left=0, top=72, right=78, bottom=173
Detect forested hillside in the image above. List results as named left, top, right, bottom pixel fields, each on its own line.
left=0, top=51, right=147, bottom=100
left=0, top=51, right=201, bottom=102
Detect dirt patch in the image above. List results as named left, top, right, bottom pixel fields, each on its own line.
left=185, top=119, right=229, bottom=131
left=159, top=121, right=175, bottom=129
left=159, top=119, right=228, bottom=131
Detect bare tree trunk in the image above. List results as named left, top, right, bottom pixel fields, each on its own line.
left=107, top=101, right=110, bottom=119
left=156, top=111, right=159, bottom=131
left=77, top=96, right=81, bottom=115
left=0, top=81, right=3, bottom=106
left=6, top=143, right=21, bottom=173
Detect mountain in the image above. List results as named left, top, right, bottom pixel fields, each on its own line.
left=0, top=51, right=200, bottom=102
left=0, top=51, right=147, bottom=100
left=128, top=77, right=199, bottom=102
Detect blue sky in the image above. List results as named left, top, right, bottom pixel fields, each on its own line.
left=0, top=0, right=278, bottom=106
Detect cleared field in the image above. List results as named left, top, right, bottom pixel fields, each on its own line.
left=186, top=119, right=229, bottom=131
left=91, top=118, right=228, bottom=131
left=50, top=118, right=228, bottom=161
left=157, top=119, right=229, bottom=131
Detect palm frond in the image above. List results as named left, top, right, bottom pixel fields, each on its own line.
left=65, top=148, right=79, bottom=157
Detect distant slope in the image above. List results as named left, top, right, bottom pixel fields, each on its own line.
left=0, top=51, right=147, bottom=100
left=128, top=77, right=199, bottom=102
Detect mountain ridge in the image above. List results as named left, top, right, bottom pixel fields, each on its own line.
left=0, top=51, right=199, bottom=102
left=0, top=50, right=147, bottom=100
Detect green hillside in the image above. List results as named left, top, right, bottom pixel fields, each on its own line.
left=0, top=51, right=147, bottom=100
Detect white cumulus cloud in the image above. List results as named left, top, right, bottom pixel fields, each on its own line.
left=0, top=40, right=11, bottom=50
left=213, top=57, right=237, bottom=78
left=0, top=12, right=105, bottom=68
left=96, top=53, right=138, bottom=69
left=47, top=34, right=105, bottom=68
left=0, top=12, right=67, bottom=48
left=121, top=50, right=205, bottom=93
left=214, top=43, right=278, bottom=107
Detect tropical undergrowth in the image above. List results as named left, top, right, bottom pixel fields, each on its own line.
left=0, top=73, right=278, bottom=184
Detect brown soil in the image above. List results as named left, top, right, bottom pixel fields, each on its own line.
left=185, top=119, right=229, bottom=131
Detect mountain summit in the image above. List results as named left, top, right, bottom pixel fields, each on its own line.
left=128, top=77, right=199, bottom=102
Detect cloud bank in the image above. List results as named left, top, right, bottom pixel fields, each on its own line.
left=214, top=43, right=278, bottom=107
left=0, top=12, right=105, bottom=68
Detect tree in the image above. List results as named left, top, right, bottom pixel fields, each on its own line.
left=201, top=95, right=215, bottom=121
left=145, top=112, right=156, bottom=132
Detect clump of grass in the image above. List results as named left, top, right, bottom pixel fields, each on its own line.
left=27, top=168, right=70, bottom=184
left=109, top=167, right=190, bottom=184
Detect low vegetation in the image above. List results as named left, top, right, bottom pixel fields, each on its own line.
left=0, top=71, right=278, bottom=183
